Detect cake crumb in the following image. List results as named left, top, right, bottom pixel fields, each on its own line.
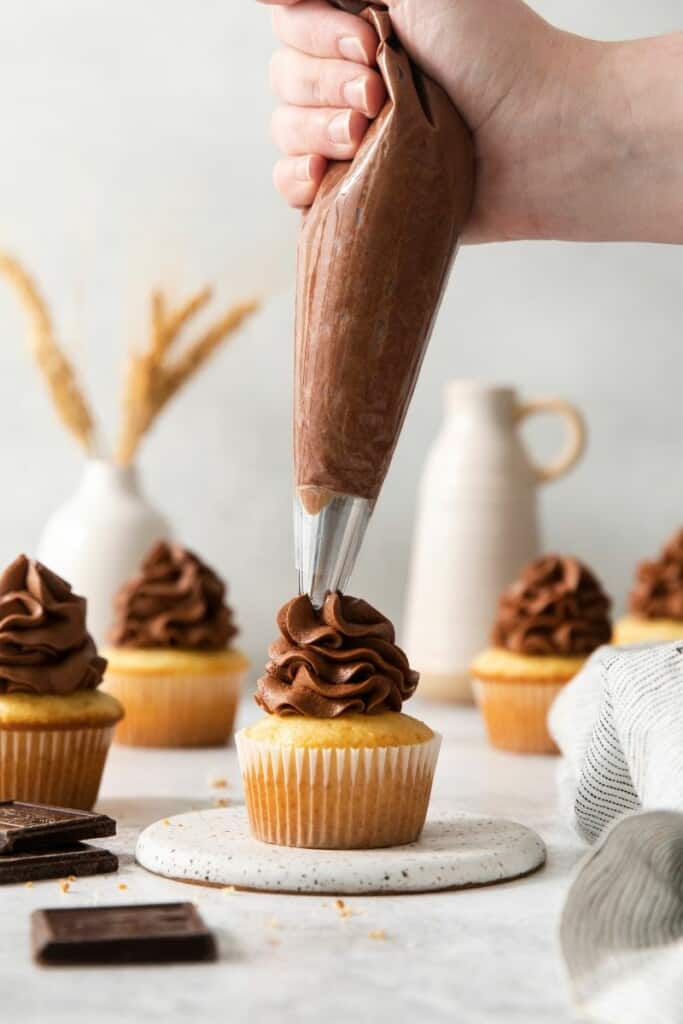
left=368, top=930, right=387, bottom=941
left=213, top=797, right=230, bottom=808
left=335, top=899, right=353, bottom=919
left=222, top=886, right=236, bottom=894
left=67, top=875, right=77, bottom=882
left=25, top=881, right=33, bottom=889
left=59, top=880, right=70, bottom=894
left=162, top=819, right=171, bottom=826
left=209, top=777, right=230, bottom=789
left=117, top=883, right=128, bottom=891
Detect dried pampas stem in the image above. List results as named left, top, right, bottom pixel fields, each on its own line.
left=0, top=253, right=95, bottom=452
left=115, top=288, right=258, bottom=466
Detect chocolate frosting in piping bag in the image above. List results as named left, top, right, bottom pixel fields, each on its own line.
left=294, top=2, right=474, bottom=604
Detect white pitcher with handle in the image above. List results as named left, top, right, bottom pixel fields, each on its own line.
left=403, top=381, right=586, bottom=703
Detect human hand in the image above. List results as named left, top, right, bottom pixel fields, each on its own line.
left=260, top=0, right=582, bottom=242
left=260, top=1, right=683, bottom=244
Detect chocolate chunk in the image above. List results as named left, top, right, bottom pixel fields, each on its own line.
left=32, top=903, right=217, bottom=965
left=0, top=844, right=118, bottom=885
left=0, top=802, right=116, bottom=854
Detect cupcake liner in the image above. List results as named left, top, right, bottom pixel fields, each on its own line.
left=0, top=724, right=115, bottom=810
left=236, top=731, right=441, bottom=849
left=472, top=678, right=565, bottom=754
left=103, top=669, right=247, bottom=747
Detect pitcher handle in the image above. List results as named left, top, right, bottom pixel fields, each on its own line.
left=515, top=398, right=586, bottom=485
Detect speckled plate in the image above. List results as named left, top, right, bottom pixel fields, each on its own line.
left=135, top=803, right=546, bottom=895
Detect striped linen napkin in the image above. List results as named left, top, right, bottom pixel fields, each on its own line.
left=549, top=642, right=683, bottom=1024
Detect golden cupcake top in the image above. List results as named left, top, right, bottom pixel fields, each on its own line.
left=256, top=592, right=418, bottom=718
left=245, top=710, right=433, bottom=748
left=629, top=528, right=683, bottom=620
left=491, top=555, right=612, bottom=657
left=0, top=555, right=105, bottom=696
left=109, top=541, right=237, bottom=651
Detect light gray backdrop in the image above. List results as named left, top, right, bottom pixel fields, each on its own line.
left=0, top=1, right=679, bottom=672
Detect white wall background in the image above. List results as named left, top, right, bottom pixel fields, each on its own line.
left=0, top=0, right=680, bottom=672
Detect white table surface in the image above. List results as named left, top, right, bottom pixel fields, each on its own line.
left=4, top=699, right=585, bottom=1024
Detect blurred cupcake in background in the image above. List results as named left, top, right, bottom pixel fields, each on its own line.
left=102, top=541, right=248, bottom=747
left=0, top=555, right=122, bottom=809
left=614, top=528, right=683, bottom=645
left=470, top=555, right=612, bottom=754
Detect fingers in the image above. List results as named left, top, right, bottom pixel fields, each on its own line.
left=272, top=0, right=378, bottom=64
left=273, top=154, right=328, bottom=208
left=272, top=105, right=368, bottom=159
left=270, top=48, right=385, bottom=117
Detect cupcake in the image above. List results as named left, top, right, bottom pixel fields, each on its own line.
left=0, top=555, right=122, bottom=809
left=614, top=528, right=683, bottom=645
left=236, top=592, right=440, bottom=850
left=102, top=541, right=248, bottom=747
left=470, top=555, right=612, bottom=754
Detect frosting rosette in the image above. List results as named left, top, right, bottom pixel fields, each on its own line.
left=492, top=555, right=612, bottom=657
left=629, top=528, right=683, bottom=619
left=0, top=555, right=105, bottom=695
left=109, top=541, right=237, bottom=651
left=256, top=592, right=418, bottom=717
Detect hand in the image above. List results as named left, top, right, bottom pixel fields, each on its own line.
left=259, top=0, right=582, bottom=242
left=259, top=0, right=683, bottom=244
left=261, top=0, right=387, bottom=208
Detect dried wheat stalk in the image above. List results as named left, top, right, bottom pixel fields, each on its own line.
left=115, top=288, right=258, bottom=465
left=0, top=253, right=95, bottom=451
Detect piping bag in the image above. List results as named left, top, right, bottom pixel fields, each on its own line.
left=295, top=0, right=474, bottom=606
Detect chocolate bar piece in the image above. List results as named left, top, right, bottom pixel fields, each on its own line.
left=0, top=802, right=116, bottom=854
left=32, top=903, right=217, bottom=965
left=0, top=844, right=118, bottom=885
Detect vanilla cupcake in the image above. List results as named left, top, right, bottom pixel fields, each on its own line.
left=236, top=593, right=440, bottom=849
left=470, top=556, right=612, bottom=754
left=102, top=541, right=248, bottom=747
left=614, top=528, right=683, bottom=645
left=0, top=555, right=122, bottom=809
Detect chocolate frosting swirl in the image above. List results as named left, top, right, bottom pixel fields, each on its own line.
left=109, top=541, right=237, bottom=651
left=629, top=528, right=683, bottom=620
left=492, top=555, right=612, bottom=656
left=0, top=555, right=105, bottom=695
left=256, top=592, right=418, bottom=717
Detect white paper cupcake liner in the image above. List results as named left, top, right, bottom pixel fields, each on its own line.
left=472, top=678, right=565, bottom=754
left=103, top=669, right=247, bottom=747
left=0, top=724, right=115, bottom=810
left=236, top=731, right=441, bottom=849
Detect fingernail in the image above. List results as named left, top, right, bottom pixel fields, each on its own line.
left=343, top=76, right=369, bottom=113
left=339, top=36, right=369, bottom=64
left=328, top=111, right=352, bottom=144
left=295, top=156, right=314, bottom=182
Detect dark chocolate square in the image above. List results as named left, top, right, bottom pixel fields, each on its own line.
left=32, top=903, right=218, bottom=965
left=0, top=843, right=118, bottom=885
left=0, top=801, right=116, bottom=854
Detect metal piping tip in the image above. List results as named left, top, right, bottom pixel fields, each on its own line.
left=294, top=492, right=374, bottom=608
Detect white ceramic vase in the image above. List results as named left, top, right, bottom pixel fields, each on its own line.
left=37, top=459, right=171, bottom=644
left=403, top=381, right=586, bottom=704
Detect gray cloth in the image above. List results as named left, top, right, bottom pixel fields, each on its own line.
left=549, top=642, right=683, bottom=1023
